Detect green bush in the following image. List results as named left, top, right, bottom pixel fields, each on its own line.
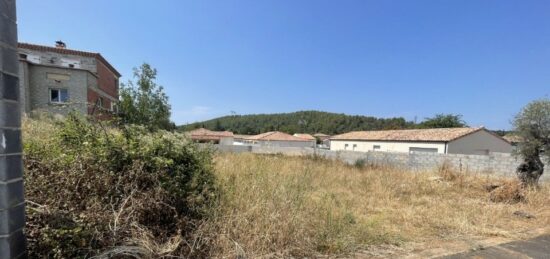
left=24, top=114, right=216, bottom=258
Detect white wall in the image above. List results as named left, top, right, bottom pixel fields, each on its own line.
left=447, top=130, right=512, bottom=154
left=330, top=140, right=446, bottom=153
left=219, top=137, right=234, bottom=146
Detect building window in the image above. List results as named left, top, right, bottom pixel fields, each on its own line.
left=344, top=144, right=349, bottom=150
left=50, top=89, right=69, bottom=103
left=110, top=102, right=118, bottom=112
left=373, top=145, right=381, bottom=151
left=97, top=97, right=104, bottom=108
left=353, top=144, right=357, bottom=151
left=61, top=58, right=81, bottom=69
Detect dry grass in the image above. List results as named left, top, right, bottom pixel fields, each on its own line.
left=202, top=153, right=550, bottom=258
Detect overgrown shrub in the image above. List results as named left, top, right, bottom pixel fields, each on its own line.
left=23, top=114, right=216, bottom=258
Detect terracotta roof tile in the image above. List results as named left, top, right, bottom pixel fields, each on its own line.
left=245, top=131, right=312, bottom=142
left=234, top=134, right=253, bottom=139
left=187, top=128, right=233, bottom=141
left=18, top=42, right=121, bottom=77
left=330, top=127, right=484, bottom=142
left=503, top=134, right=523, bottom=143
left=293, top=133, right=316, bottom=140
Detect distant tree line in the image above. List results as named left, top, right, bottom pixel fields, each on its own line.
left=178, top=111, right=475, bottom=135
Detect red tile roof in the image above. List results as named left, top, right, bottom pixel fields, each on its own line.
left=187, top=128, right=234, bottom=141
left=245, top=131, right=312, bottom=142
left=331, top=127, right=486, bottom=142
left=503, top=134, right=523, bottom=143
left=293, top=133, right=316, bottom=140
left=18, top=42, right=121, bottom=77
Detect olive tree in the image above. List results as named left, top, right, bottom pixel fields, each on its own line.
left=513, top=98, right=550, bottom=186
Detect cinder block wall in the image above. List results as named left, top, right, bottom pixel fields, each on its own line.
left=0, top=0, right=27, bottom=257
left=214, top=145, right=549, bottom=181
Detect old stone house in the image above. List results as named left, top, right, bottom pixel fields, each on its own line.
left=17, top=41, right=121, bottom=117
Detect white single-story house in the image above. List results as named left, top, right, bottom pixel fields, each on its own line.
left=330, top=127, right=512, bottom=155
left=244, top=131, right=316, bottom=148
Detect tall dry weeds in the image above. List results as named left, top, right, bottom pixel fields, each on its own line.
left=200, top=153, right=550, bottom=258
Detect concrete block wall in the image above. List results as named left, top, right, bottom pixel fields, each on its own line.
left=0, top=0, right=27, bottom=257
left=27, top=65, right=88, bottom=115
left=214, top=145, right=549, bottom=181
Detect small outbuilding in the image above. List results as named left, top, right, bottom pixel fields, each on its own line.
left=244, top=131, right=316, bottom=148
left=330, top=127, right=512, bottom=155
left=313, top=133, right=331, bottom=147
left=186, top=128, right=234, bottom=145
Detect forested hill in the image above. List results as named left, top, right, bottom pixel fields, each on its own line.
left=177, top=111, right=415, bottom=135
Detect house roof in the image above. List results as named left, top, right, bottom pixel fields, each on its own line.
left=313, top=133, right=330, bottom=137
left=18, top=42, right=122, bottom=77
left=293, top=133, right=316, bottom=140
left=330, top=127, right=487, bottom=142
left=503, top=134, right=523, bottom=143
left=245, top=131, right=312, bottom=142
left=187, top=128, right=233, bottom=141
left=233, top=134, right=253, bottom=139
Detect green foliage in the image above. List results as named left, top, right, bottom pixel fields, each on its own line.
left=179, top=110, right=415, bottom=135
left=492, top=129, right=513, bottom=137
left=118, top=63, right=174, bottom=131
left=513, top=98, right=550, bottom=161
left=418, top=114, right=467, bottom=128
left=354, top=158, right=367, bottom=169
left=23, top=114, right=216, bottom=257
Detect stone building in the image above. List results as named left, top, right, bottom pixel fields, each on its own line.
left=17, top=41, right=120, bottom=117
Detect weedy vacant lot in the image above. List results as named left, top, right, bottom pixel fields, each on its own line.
left=22, top=117, right=550, bottom=258
left=203, top=153, right=550, bottom=257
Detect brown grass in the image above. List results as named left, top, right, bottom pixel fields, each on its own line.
left=201, top=153, right=550, bottom=258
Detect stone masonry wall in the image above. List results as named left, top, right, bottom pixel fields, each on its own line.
left=213, top=145, right=549, bottom=181
left=0, top=0, right=27, bottom=257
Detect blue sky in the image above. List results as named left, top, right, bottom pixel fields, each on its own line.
left=17, top=1, right=550, bottom=129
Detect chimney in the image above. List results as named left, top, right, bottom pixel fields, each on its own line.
left=55, top=40, right=66, bottom=49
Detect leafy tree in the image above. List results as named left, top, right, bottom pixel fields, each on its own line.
left=118, top=63, right=173, bottom=130
left=513, top=98, right=550, bottom=186
left=419, top=114, right=467, bottom=128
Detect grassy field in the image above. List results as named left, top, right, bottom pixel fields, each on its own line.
left=202, top=152, right=550, bottom=257
left=22, top=117, right=550, bottom=257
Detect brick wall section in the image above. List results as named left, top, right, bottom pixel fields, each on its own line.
left=0, top=0, right=27, bottom=257
left=96, top=60, right=118, bottom=99
left=87, top=88, right=112, bottom=119
left=214, top=145, right=549, bottom=181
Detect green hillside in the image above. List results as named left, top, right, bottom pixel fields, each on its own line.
left=178, top=110, right=415, bottom=135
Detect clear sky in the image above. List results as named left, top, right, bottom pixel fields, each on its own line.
left=17, top=0, right=550, bottom=129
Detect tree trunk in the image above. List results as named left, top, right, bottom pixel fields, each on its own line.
left=516, top=155, right=544, bottom=186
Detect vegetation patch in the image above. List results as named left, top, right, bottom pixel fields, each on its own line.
left=24, top=115, right=216, bottom=258
left=202, top=153, right=550, bottom=258
left=23, top=119, right=550, bottom=257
